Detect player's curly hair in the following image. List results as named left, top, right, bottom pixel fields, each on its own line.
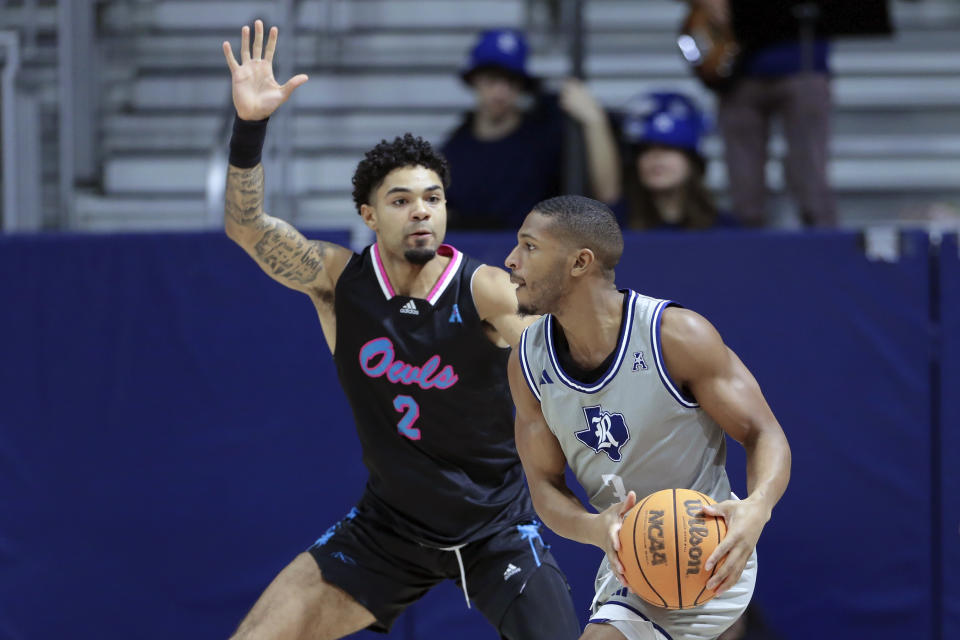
left=351, top=133, right=451, bottom=214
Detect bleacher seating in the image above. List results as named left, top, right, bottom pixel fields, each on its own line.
left=3, top=0, right=959, bottom=231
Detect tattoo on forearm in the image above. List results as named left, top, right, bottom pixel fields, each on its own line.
left=225, top=165, right=265, bottom=226
left=225, top=164, right=328, bottom=290
left=254, top=220, right=328, bottom=285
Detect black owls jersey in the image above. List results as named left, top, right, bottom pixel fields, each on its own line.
left=333, top=243, right=534, bottom=546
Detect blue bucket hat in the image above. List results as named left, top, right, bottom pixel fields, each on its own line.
left=461, top=28, right=536, bottom=89
left=620, top=92, right=709, bottom=155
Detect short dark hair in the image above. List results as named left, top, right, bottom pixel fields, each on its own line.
left=351, top=133, right=451, bottom=214
left=532, top=195, right=624, bottom=275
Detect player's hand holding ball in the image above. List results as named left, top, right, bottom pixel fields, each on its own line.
left=702, top=494, right=768, bottom=594
left=222, top=19, right=309, bottom=120
left=592, top=490, right=637, bottom=589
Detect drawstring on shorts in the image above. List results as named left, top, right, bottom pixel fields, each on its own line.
left=439, top=542, right=471, bottom=608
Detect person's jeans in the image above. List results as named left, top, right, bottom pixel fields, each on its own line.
left=718, top=73, right=836, bottom=227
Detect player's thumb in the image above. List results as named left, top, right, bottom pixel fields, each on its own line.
left=280, top=73, right=309, bottom=99
left=619, top=490, right=637, bottom=517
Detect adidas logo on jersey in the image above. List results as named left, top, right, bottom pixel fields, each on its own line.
left=399, top=300, right=419, bottom=315
left=503, top=563, right=521, bottom=581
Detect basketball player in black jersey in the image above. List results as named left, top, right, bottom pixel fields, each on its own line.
left=221, top=21, right=580, bottom=640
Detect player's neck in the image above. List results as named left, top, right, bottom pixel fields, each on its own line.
left=553, top=286, right=624, bottom=370
left=377, top=243, right=450, bottom=299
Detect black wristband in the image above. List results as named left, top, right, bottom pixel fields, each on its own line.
left=228, top=114, right=269, bottom=168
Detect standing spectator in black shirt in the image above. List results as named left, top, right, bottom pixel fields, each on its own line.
left=683, top=0, right=836, bottom=227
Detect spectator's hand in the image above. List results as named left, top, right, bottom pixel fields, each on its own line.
left=592, top=490, right=637, bottom=589
left=702, top=496, right=767, bottom=595
left=560, top=78, right=607, bottom=127
left=695, top=0, right=730, bottom=29
left=222, top=20, right=308, bottom=121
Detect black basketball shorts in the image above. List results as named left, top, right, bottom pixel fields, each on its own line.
left=307, top=504, right=578, bottom=636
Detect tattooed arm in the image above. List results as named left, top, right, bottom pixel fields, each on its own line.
left=224, top=163, right=350, bottom=300
left=222, top=21, right=352, bottom=305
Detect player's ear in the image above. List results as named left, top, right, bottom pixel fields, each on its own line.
left=360, top=203, right=378, bottom=231
left=571, top=248, right=595, bottom=278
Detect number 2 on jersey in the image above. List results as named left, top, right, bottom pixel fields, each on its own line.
left=393, top=395, right=421, bottom=440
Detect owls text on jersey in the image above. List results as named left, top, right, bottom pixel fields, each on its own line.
left=332, top=243, right=533, bottom=546
left=517, top=290, right=732, bottom=513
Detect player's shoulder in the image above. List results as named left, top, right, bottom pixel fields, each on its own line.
left=469, top=264, right=514, bottom=312
left=470, top=263, right=510, bottom=288
left=659, top=305, right=725, bottom=366
left=331, top=244, right=368, bottom=285
left=660, top=305, right=716, bottom=340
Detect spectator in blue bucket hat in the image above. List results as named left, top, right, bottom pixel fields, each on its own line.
left=615, top=91, right=736, bottom=230
left=460, top=28, right=538, bottom=91
left=442, top=28, right=620, bottom=229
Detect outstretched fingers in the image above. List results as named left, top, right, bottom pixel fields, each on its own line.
left=252, top=19, right=264, bottom=60
left=222, top=41, right=238, bottom=72
left=264, top=26, right=279, bottom=63
left=240, top=24, right=251, bottom=63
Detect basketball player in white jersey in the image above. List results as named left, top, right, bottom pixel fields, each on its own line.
left=504, top=195, right=792, bottom=640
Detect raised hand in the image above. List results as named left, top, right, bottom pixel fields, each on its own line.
left=559, top=78, right=607, bottom=127
left=222, top=20, right=309, bottom=121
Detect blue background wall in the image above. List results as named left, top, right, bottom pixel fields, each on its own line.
left=0, top=230, right=954, bottom=639
left=940, top=233, right=959, bottom=639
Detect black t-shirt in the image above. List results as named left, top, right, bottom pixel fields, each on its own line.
left=333, top=243, right=534, bottom=546
left=441, top=95, right=565, bottom=230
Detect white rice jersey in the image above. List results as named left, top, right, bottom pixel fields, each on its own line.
left=518, top=290, right=731, bottom=512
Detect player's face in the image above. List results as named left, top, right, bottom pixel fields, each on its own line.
left=505, top=212, right=571, bottom=316
left=367, top=165, right=447, bottom=265
left=638, top=145, right=691, bottom=192
left=472, top=70, right=523, bottom=122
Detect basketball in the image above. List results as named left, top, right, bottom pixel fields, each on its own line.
left=617, top=488, right=727, bottom=609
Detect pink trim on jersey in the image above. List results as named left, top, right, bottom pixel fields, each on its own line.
left=370, top=243, right=461, bottom=306
left=371, top=242, right=397, bottom=300
left=426, top=245, right=462, bottom=306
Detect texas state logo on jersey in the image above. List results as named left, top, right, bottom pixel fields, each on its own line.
left=575, top=405, right=631, bottom=462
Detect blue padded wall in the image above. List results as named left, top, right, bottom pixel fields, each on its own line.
left=0, top=230, right=942, bottom=639
left=940, top=233, right=959, bottom=639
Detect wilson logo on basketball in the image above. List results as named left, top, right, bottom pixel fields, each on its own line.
left=683, top=499, right=711, bottom=576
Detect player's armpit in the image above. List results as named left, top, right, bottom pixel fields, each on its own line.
left=472, top=265, right=538, bottom=347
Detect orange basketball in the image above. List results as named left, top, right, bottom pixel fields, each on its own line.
left=617, top=488, right=727, bottom=609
